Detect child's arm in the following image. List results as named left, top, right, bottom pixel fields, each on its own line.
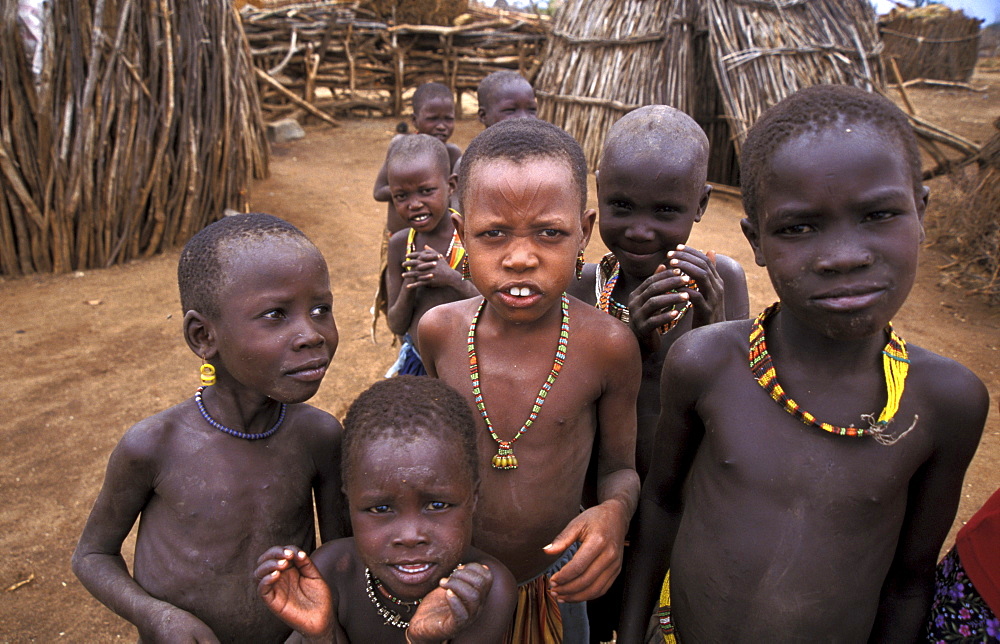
left=617, top=333, right=709, bottom=644
left=401, top=245, right=478, bottom=298
left=867, top=365, right=988, bottom=642
left=373, top=135, right=405, bottom=202
left=308, top=412, right=348, bottom=543
left=386, top=231, right=419, bottom=336
left=545, top=320, right=642, bottom=603
left=71, top=426, right=219, bottom=642
left=409, top=562, right=517, bottom=644
left=256, top=547, right=349, bottom=644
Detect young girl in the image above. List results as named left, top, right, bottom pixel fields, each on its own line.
left=256, top=376, right=516, bottom=643
left=73, top=213, right=345, bottom=642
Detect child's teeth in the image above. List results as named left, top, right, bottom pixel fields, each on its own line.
left=510, top=287, right=529, bottom=297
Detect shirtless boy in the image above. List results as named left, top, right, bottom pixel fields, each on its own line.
left=257, top=376, right=516, bottom=644
left=385, top=134, right=479, bottom=376
left=373, top=82, right=463, bottom=338
left=72, top=214, right=346, bottom=642
left=568, top=105, right=748, bottom=642
left=476, top=70, right=538, bottom=127
left=419, top=118, right=641, bottom=642
left=619, top=85, right=989, bottom=643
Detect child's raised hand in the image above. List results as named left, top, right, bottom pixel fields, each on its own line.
left=401, top=246, right=462, bottom=290
left=406, top=563, right=494, bottom=644
left=543, top=501, right=629, bottom=603
left=663, top=245, right=726, bottom=328
left=255, top=546, right=334, bottom=640
left=627, top=263, right=692, bottom=353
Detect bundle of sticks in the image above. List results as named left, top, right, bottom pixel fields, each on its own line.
left=0, top=0, right=268, bottom=276
left=880, top=5, right=983, bottom=83
left=241, top=2, right=549, bottom=119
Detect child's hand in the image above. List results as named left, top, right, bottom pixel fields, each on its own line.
left=255, top=546, right=333, bottom=640
left=663, top=245, right=726, bottom=328
left=406, top=563, right=494, bottom=644
left=139, top=604, right=220, bottom=643
left=401, top=246, right=462, bottom=290
left=543, top=501, right=630, bottom=603
left=628, top=264, right=691, bottom=353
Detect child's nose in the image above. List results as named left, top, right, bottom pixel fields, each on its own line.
left=392, top=519, right=430, bottom=547
left=625, top=221, right=655, bottom=242
left=815, top=232, right=875, bottom=273
left=502, top=239, right=539, bottom=271
left=292, top=321, right=325, bottom=349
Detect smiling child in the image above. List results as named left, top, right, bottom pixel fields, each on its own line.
left=419, top=118, right=641, bottom=642
left=476, top=70, right=538, bottom=127
left=568, top=104, right=749, bottom=642
left=619, top=85, right=989, bottom=642
left=72, top=214, right=346, bottom=642
left=256, top=376, right=516, bottom=644
left=385, top=134, right=479, bottom=376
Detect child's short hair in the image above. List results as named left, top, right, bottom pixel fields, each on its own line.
left=412, top=82, right=453, bottom=114
left=178, top=213, right=309, bottom=318
left=740, top=84, right=922, bottom=223
left=387, top=133, right=452, bottom=179
left=476, top=70, right=530, bottom=110
left=457, top=118, right=587, bottom=210
left=600, top=105, right=709, bottom=181
left=342, top=376, right=480, bottom=491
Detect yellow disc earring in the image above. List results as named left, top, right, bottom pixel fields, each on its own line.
left=199, top=362, right=216, bottom=387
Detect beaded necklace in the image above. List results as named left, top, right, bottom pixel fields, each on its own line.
left=748, top=302, right=917, bottom=445
left=194, top=387, right=286, bottom=440
left=595, top=253, right=693, bottom=333
left=364, top=568, right=418, bottom=629
left=405, top=228, right=465, bottom=271
left=468, top=293, right=569, bottom=470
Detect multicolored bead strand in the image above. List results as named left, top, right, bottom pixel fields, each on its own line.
left=468, top=293, right=569, bottom=470
left=749, top=302, right=917, bottom=444
left=194, top=387, right=286, bottom=440
left=595, top=253, right=694, bottom=333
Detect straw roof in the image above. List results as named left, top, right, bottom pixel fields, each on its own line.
left=879, top=5, right=982, bottom=82
left=536, top=0, right=884, bottom=185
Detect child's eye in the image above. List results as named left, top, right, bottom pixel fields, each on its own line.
left=420, top=188, right=436, bottom=195
left=367, top=505, right=392, bottom=514
left=864, top=210, right=896, bottom=222
left=775, top=223, right=814, bottom=236
left=311, top=304, right=332, bottom=317
left=261, top=309, right=285, bottom=320
left=608, top=200, right=632, bottom=212
left=392, top=193, right=406, bottom=203
left=539, top=228, right=564, bottom=238
left=426, top=501, right=451, bottom=511
left=480, top=229, right=503, bottom=238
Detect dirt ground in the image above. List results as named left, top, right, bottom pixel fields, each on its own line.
left=2, top=67, right=998, bottom=641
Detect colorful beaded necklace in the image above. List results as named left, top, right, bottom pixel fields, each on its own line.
left=595, top=253, right=693, bottom=333
left=749, top=302, right=917, bottom=445
left=468, top=293, right=569, bottom=470
left=364, top=568, right=418, bottom=629
left=194, top=386, right=286, bottom=440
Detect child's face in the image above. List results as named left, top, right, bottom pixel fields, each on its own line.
left=207, top=239, right=337, bottom=403
left=742, top=122, right=927, bottom=338
left=598, top=149, right=709, bottom=279
left=388, top=154, right=456, bottom=234
left=457, top=157, right=594, bottom=324
left=413, top=97, right=456, bottom=143
left=348, top=433, right=475, bottom=602
left=478, top=81, right=538, bottom=127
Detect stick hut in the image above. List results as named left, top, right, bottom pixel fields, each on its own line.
left=0, top=0, right=269, bottom=277
left=535, top=0, right=884, bottom=186
left=879, top=5, right=983, bottom=83
left=240, top=2, right=549, bottom=119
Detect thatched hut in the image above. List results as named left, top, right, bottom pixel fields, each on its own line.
left=0, top=0, right=269, bottom=277
left=535, top=0, right=884, bottom=185
left=879, top=5, right=982, bottom=83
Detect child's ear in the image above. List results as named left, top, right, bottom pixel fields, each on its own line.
left=916, top=185, right=930, bottom=243
left=452, top=209, right=466, bottom=244
left=740, top=217, right=767, bottom=267
left=183, top=310, right=217, bottom=361
left=447, top=173, right=458, bottom=196
left=579, top=208, right=597, bottom=250
left=477, top=106, right=487, bottom=126
left=695, top=184, right=712, bottom=223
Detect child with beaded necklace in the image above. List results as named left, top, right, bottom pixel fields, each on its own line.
left=419, top=118, right=641, bottom=642
left=256, top=376, right=516, bottom=644
left=567, top=104, right=749, bottom=642
left=72, top=213, right=346, bottom=642
left=618, top=85, right=989, bottom=643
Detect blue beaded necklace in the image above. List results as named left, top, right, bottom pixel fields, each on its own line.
left=194, top=386, right=286, bottom=440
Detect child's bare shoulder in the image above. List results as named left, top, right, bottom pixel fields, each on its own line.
left=570, top=296, right=633, bottom=345
left=907, top=344, right=989, bottom=430
left=309, top=537, right=360, bottom=582
left=666, top=318, right=753, bottom=376
left=420, top=296, right=479, bottom=331
left=713, top=253, right=745, bottom=281
left=113, top=400, right=197, bottom=460
left=288, top=403, right=343, bottom=445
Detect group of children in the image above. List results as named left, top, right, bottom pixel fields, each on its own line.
left=72, top=69, right=992, bottom=644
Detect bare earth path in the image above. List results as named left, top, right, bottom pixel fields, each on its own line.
left=1, top=71, right=997, bottom=641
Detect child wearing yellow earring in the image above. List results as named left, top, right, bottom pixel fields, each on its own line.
left=73, top=213, right=347, bottom=642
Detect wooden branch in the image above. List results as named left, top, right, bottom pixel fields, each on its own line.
left=255, top=67, right=339, bottom=127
